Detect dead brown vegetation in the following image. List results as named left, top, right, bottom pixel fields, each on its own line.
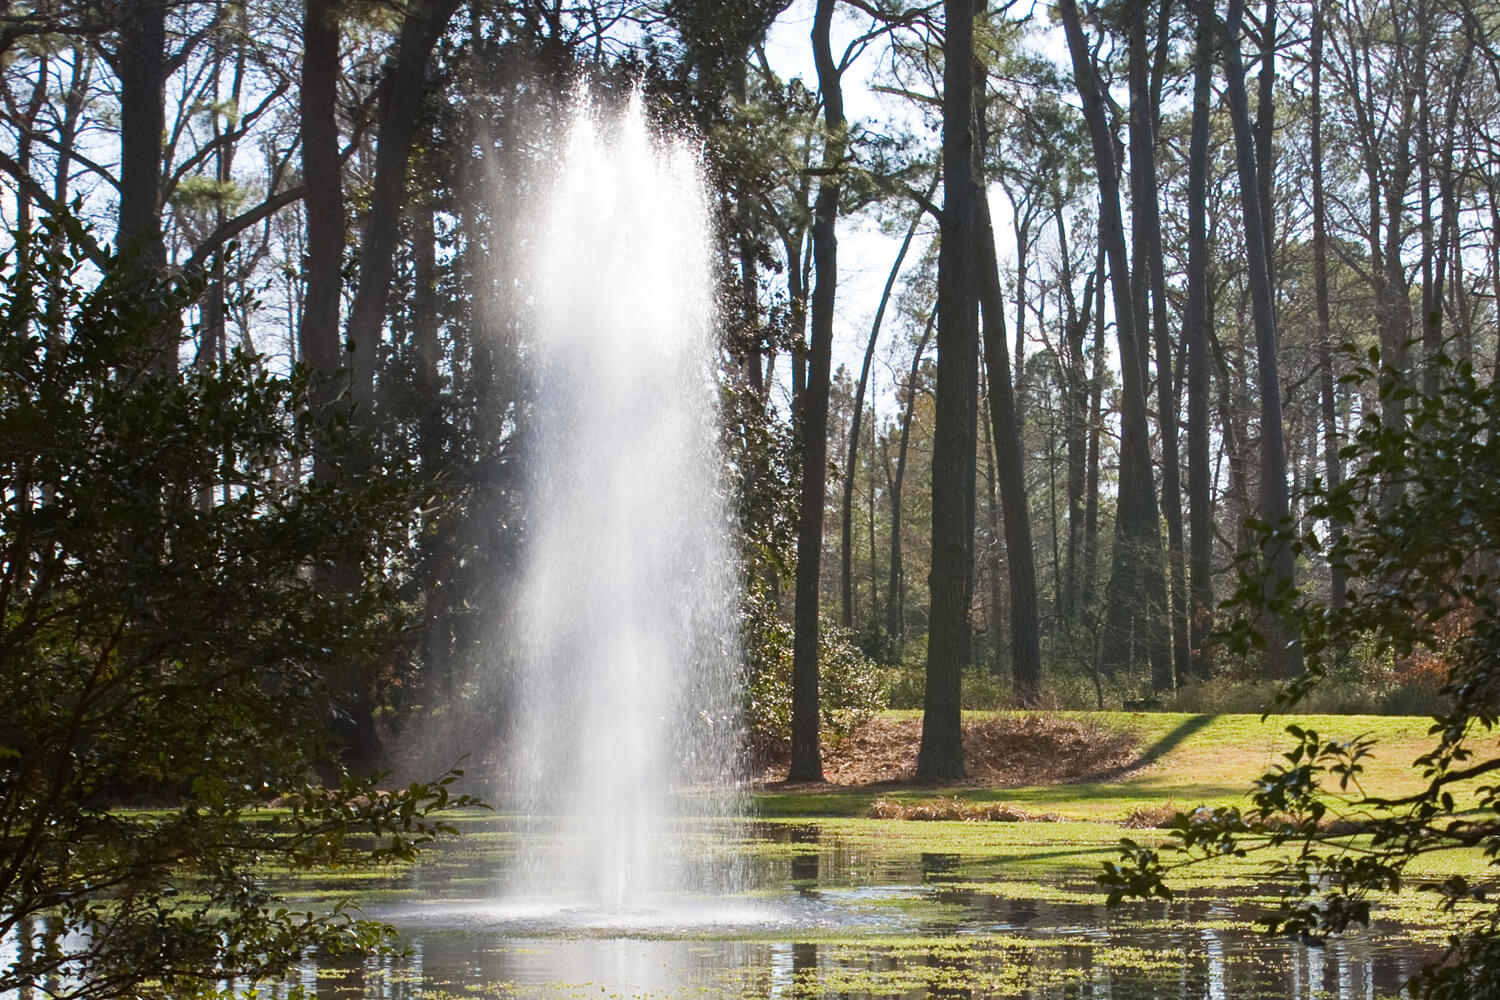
left=757, top=713, right=1140, bottom=787
left=867, top=796, right=1066, bottom=822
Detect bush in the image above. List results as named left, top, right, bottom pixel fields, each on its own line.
left=1101, top=355, right=1500, bottom=999
left=1164, top=671, right=1448, bottom=716
left=741, top=586, right=886, bottom=750
left=886, top=644, right=1012, bottom=710
left=0, top=223, right=477, bottom=999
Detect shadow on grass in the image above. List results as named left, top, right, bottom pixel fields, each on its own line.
left=1093, top=713, right=1220, bottom=781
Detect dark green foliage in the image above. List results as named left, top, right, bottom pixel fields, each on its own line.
left=0, top=221, right=478, bottom=998
left=741, top=585, right=886, bottom=752
left=661, top=0, right=790, bottom=102
left=1099, top=356, right=1500, bottom=999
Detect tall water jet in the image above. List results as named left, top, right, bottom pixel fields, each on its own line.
left=506, top=92, right=741, bottom=913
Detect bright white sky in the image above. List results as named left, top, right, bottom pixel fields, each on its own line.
left=760, top=0, right=1056, bottom=420
left=762, top=0, right=933, bottom=420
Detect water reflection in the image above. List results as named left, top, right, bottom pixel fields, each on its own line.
left=298, top=925, right=1422, bottom=1000
left=272, top=821, right=1437, bottom=1000
left=921, top=852, right=963, bottom=883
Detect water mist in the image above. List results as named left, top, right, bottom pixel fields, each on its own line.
left=505, top=91, right=742, bottom=914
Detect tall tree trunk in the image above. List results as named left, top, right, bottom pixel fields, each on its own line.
left=9, top=56, right=47, bottom=273
left=789, top=0, right=843, bottom=783
left=1062, top=246, right=1098, bottom=623
left=1380, top=39, right=1415, bottom=483
left=1309, top=0, right=1346, bottom=612
left=115, top=0, right=165, bottom=276
left=1012, top=212, right=1029, bottom=416
left=887, top=309, right=936, bottom=653
left=866, top=426, right=880, bottom=634
left=1416, top=0, right=1437, bottom=401
left=412, top=201, right=452, bottom=704
left=1082, top=253, right=1106, bottom=614
left=1491, top=184, right=1500, bottom=382
left=919, top=0, right=979, bottom=781
left=977, top=189, right=1042, bottom=708
left=1185, top=3, right=1217, bottom=674
left=299, top=0, right=345, bottom=472
left=1450, top=202, right=1472, bottom=369
left=1216, top=0, right=1301, bottom=678
left=1426, top=23, right=1472, bottom=396
left=979, top=373, right=1006, bottom=674
left=842, top=195, right=928, bottom=627
left=298, top=0, right=380, bottom=763
left=1255, top=0, right=1276, bottom=258
left=1132, top=0, right=1188, bottom=689
left=1061, top=0, right=1169, bottom=689
left=345, top=0, right=462, bottom=415
left=47, top=46, right=91, bottom=342
left=730, top=63, right=766, bottom=400
left=115, top=0, right=169, bottom=369
left=777, top=216, right=810, bottom=401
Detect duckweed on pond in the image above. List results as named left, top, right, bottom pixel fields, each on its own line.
left=269, top=814, right=1472, bottom=998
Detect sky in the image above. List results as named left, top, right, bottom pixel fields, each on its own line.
left=760, top=0, right=1048, bottom=421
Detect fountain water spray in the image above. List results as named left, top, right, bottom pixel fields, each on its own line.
left=506, top=91, right=742, bottom=912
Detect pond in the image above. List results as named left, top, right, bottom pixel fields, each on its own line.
left=285, top=817, right=1444, bottom=1000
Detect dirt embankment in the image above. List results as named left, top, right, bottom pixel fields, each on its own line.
left=755, top=713, right=1140, bottom=788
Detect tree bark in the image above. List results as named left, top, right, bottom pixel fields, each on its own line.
left=1131, top=0, right=1187, bottom=689
left=1060, top=0, right=1169, bottom=690
left=841, top=195, right=928, bottom=628
left=115, top=0, right=166, bottom=278
left=976, top=188, right=1042, bottom=708
left=887, top=308, right=936, bottom=652
left=298, top=0, right=380, bottom=763
left=298, top=0, right=345, bottom=468
left=1216, top=0, right=1301, bottom=678
left=789, top=0, right=843, bottom=783
left=1309, top=0, right=1346, bottom=612
left=8, top=55, right=47, bottom=271
left=1062, top=245, right=1098, bottom=623
left=1255, top=0, right=1275, bottom=258
left=345, top=0, right=462, bottom=416
left=114, top=0, right=170, bottom=371
left=1185, top=2, right=1216, bottom=675
left=412, top=201, right=452, bottom=704
left=919, top=0, right=980, bottom=781
left=1082, top=260, right=1106, bottom=614
left=47, top=46, right=91, bottom=340
left=1425, top=21, right=1472, bottom=396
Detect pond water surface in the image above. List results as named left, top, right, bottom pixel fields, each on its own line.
left=291, top=819, right=1441, bottom=1000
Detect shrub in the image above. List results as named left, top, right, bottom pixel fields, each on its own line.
left=868, top=796, right=1064, bottom=822
left=0, top=223, right=477, bottom=999
left=741, top=586, right=886, bottom=750
left=1101, top=355, right=1500, bottom=999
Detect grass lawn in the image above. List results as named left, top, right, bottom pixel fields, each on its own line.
left=753, top=709, right=1465, bottom=822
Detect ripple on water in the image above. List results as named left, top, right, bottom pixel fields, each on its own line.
left=364, top=896, right=892, bottom=937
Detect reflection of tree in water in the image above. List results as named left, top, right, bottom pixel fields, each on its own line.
left=920, top=851, right=961, bottom=883
left=12, top=914, right=73, bottom=1000
left=792, top=941, right=818, bottom=981
left=271, top=823, right=1446, bottom=1000
left=1005, top=894, right=1040, bottom=928
left=315, top=956, right=364, bottom=1000
left=789, top=823, right=819, bottom=897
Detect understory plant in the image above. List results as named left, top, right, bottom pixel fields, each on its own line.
left=0, top=221, right=477, bottom=999
left=741, top=584, right=886, bottom=755
left=1099, top=353, right=1500, bottom=999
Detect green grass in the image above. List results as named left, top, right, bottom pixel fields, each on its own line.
left=755, top=710, right=1462, bottom=822
left=262, top=709, right=1487, bottom=999
left=163, top=710, right=1494, bottom=921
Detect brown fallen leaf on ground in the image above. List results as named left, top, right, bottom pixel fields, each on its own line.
left=756, top=713, right=1141, bottom=788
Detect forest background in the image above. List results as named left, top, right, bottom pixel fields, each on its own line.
left=1, top=0, right=1491, bottom=777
